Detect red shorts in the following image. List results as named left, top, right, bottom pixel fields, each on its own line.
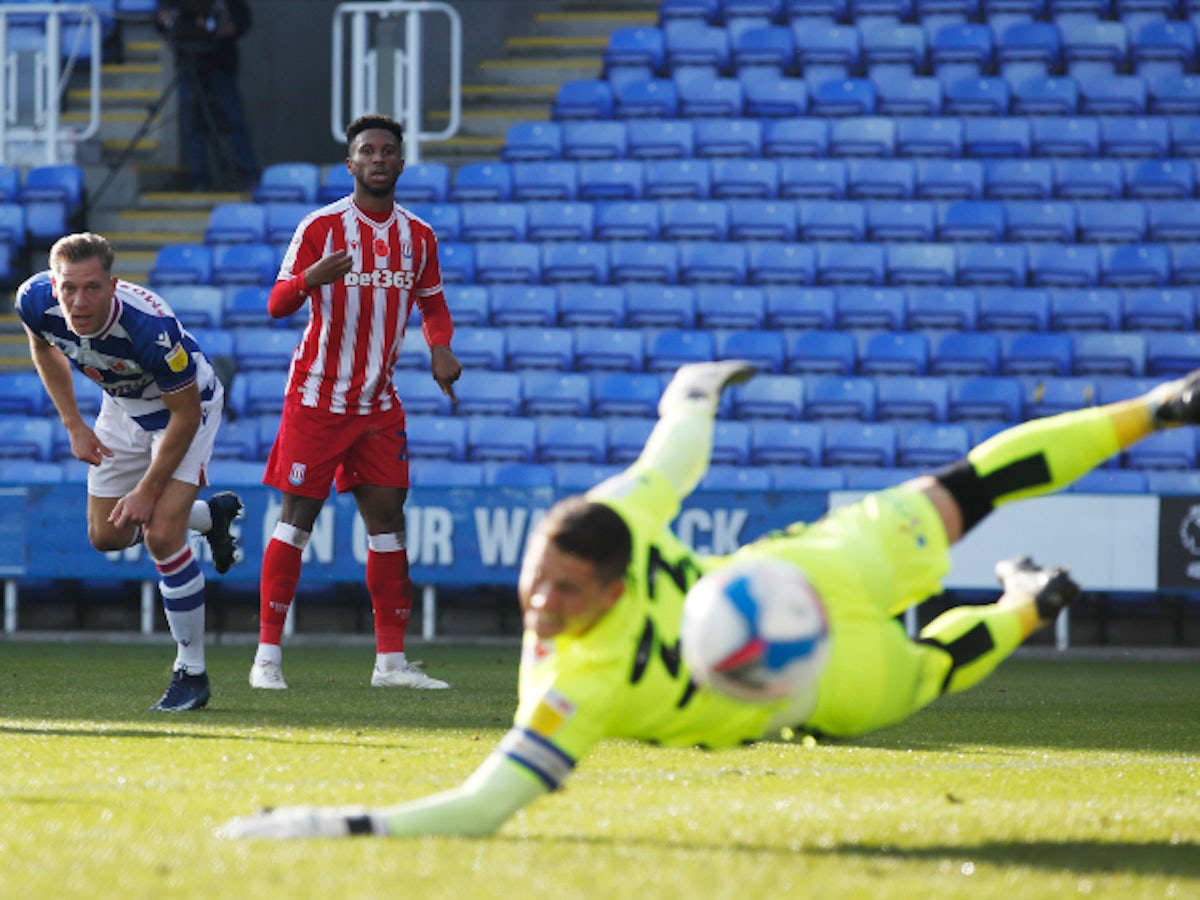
left=263, top=399, right=409, bottom=498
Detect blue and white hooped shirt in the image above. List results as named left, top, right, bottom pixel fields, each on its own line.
left=16, top=271, right=221, bottom=431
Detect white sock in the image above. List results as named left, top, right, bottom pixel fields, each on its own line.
left=376, top=651, right=407, bottom=671
left=188, top=500, right=213, bottom=534
left=165, top=607, right=206, bottom=674
left=255, top=643, right=282, bottom=666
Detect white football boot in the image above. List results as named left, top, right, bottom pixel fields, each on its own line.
left=370, top=660, right=450, bottom=689
left=249, top=660, right=289, bottom=690
left=657, top=360, right=757, bottom=418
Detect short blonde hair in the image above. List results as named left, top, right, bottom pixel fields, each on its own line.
left=49, top=232, right=115, bottom=274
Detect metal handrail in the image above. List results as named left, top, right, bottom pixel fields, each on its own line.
left=331, top=0, right=462, bottom=165
left=0, top=4, right=102, bottom=165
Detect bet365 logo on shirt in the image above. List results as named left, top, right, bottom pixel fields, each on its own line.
left=343, top=269, right=415, bottom=289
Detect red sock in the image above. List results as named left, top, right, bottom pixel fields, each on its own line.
left=259, top=537, right=303, bottom=645
left=368, top=548, right=412, bottom=653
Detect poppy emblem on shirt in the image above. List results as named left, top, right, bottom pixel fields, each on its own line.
left=373, top=237, right=389, bottom=258
left=289, top=462, right=306, bottom=486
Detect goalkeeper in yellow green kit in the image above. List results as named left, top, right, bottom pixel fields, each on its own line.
left=221, top=359, right=1200, bottom=839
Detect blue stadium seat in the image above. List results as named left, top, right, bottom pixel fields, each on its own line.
left=1000, top=332, right=1074, bottom=376
left=624, top=284, right=696, bottom=328
left=211, top=243, right=279, bottom=286
left=460, top=203, right=528, bottom=242
left=741, top=73, right=809, bottom=117
left=697, top=465, right=773, bottom=492
left=816, top=244, right=884, bottom=285
left=604, top=25, right=667, bottom=75
left=1142, top=470, right=1200, bottom=495
left=948, top=375, right=1023, bottom=422
left=907, top=287, right=978, bottom=330
left=938, top=201, right=1006, bottom=243
left=577, top=160, right=643, bottom=201
left=732, top=25, right=797, bottom=75
left=252, top=162, right=319, bottom=204
left=1146, top=72, right=1200, bottom=116
left=710, top=159, right=779, bottom=199
left=614, top=78, right=680, bottom=119
left=838, top=286, right=906, bottom=329
left=593, top=201, right=658, bottom=241
left=780, top=159, right=847, bottom=200
left=1101, top=116, right=1171, bottom=157
left=0, top=417, right=55, bottom=461
left=942, top=76, right=1011, bottom=116
left=729, top=200, right=796, bottom=240
left=642, top=159, right=710, bottom=200
left=846, top=159, right=914, bottom=199
left=1100, top=243, right=1171, bottom=287
left=1054, top=158, right=1124, bottom=199
left=204, top=203, right=266, bottom=244
left=730, top=372, right=805, bottom=418
left=1021, top=376, right=1098, bottom=419
left=750, top=421, right=825, bottom=466
left=693, top=118, right=763, bottom=157
left=232, top=326, right=299, bottom=370
left=1170, top=242, right=1200, bottom=284
left=898, top=422, right=970, bottom=467
left=552, top=79, right=614, bottom=119
left=0, top=166, right=20, bottom=202
left=451, top=328, right=506, bottom=370
left=1005, top=201, right=1077, bottom=242
left=678, top=241, right=747, bottom=284
left=807, top=78, right=877, bottom=117
left=505, top=327, right=575, bottom=370
left=561, top=121, right=628, bottom=161
left=264, top=202, right=315, bottom=246
left=1078, top=200, right=1148, bottom=243
left=645, top=329, right=716, bottom=372
left=876, top=376, right=950, bottom=421
left=553, top=463, right=624, bottom=491
left=21, top=164, right=84, bottom=213
left=211, top=418, right=260, bottom=461
left=829, top=117, right=895, bottom=157
left=1145, top=331, right=1200, bottom=375
left=466, top=416, right=537, bottom=463
left=823, top=422, right=898, bottom=467
left=996, top=21, right=1061, bottom=77
left=931, top=331, right=1002, bottom=375
left=913, top=160, right=982, bottom=201
left=159, top=285, right=224, bottom=330
left=664, top=22, right=730, bottom=73
left=860, top=331, right=930, bottom=375
left=766, top=286, right=837, bottom=329
left=710, top=421, right=753, bottom=467
left=957, top=243, right=1028, bottom=285
left=1124, top=428, right=1197, bottom=470
left=573, top=328, right=645, bottom=371
left=1078, top=74, right=1147, bottom=115
left=536, top=417, right=608, bottom=464
left=609, top=242, right=680, bottom=283
left=501, top=122, right=563, bottom=162
left=511, top=161, right=578, bottom=202
left=0, top=459, right=64, bottom=485
left=1060, top=20, right=1129, bottom=77
left=868, top=201, right=935, bottom=242
left=769, top=466, right=847, bottom=491
left=220, top=285, right=275, bottom=331
left=1130, top=19, right=1195, bottom=76
left=1121, top=287, right=1195, bottom=331
left=407, top=202, right=462, bottom=242
left=226, top=370, right=287, bottom=418
left=527, top=201, right=594, bottom=242
left=788, top=329, right=858, bottom=374
left=437, top=242, right=475, bottom=284
left=964, top=119, right=1032, bottom=158
left=886, top=243, right=956, bottom=286
left=457, top=373, right=525, bottom=418
left=410, top=459, right=485, bottom=487
left=316, top=164, right=354, bottom=203
left=746, top=242, right=817, bottom=284
left=0, top=371, right=46, bottom=415
left=929, top=22, right=994, bottom=76
left=762, top=119, right=830, bottom=157
left=1068, top=469, right=1147, bottom=494
left=1072, top=332, right=1146, bottom=376
left=861, top=21, right=927, bottom=73
left=895, top=118, right=962, bottom=157
left=1169, top=117, right=1200, bottom=156
left=674, top=74, right=744, bottom=118
left=805, top=375, right=877, bottom=420
left=404, top=416, right=468, bottom=461
left=448, top=163, right=511, bottom=202
left=626, top=119, right=695, bottom=160
left=489, top=285, right=557, bottom=327
left=1030, top=116, right=1099, bottom=157
left=395, top=375, right=453, bottom=416
left=660, top=199, right=729, bottom=241
left=1125, top=160, right=1195, bottom=200
left=1049, top=288, right=1121, bottom=331
left=1028, top=244, right=1099, bottom=287
left=696, top=285, right=765, bottom=328
left=590, top=371, right=662, bottom=417
left=978, top=287, right=1050, bottom=331
left=148, top=244, right=213, bottom=286
left=474, top=242, right=542, bottom=284
left=557, top=284, right=624, bottom=328
left=607, top=417, right=657, bottom=464
left=799, top=202, right=864, bottom=242
left=1011, top=76, right=1079, bottom=116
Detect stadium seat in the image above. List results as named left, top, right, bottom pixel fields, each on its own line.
left=978, top=287, right=1050, bottom=331
left=895, top=118, right=962, bottom=158
left=817, top=244, right=886, bottom=285
left=1121, top=287, right=1195, bottom=331
left=501, top=122, right=563, bottom=162
left=553, top=463, right=624, bottom=491
left=807, top=78, right=877, bottom=117
left=1100, top=243, right=1171, bottom=287
left=0, top=371, right=47, bottom=416
left=859, top=331, right=930, bottom=375
left=1170, top=243, right=1200, bottom=285
left=1124, top=428, right=1197, bottom=470
left=938, top=201, right=1005, bottom=243
left=846, top=159, right=914, bottom=200
left=898, top=423, right=971, bottom=467
left=696, top=285, right=765, bottom=329
left=511, top=162, right=578, bottom=202
left=590, top=371, right=662, bottom=418
left=741, top=73, right=809, bottom=118
left=623, top=284, right=695, bottom=328
left=675, top=75, right=745, bottom=118
left=0, top=417, right=54, bottom=461
left=746, top=242, right=817, bottom=285
left=1005, top=201, right=1077, bottom=243
left=805, top=375, right=877, bottom=420
left=996, top=21, right=1061, bottom=77
left=731, top=373, right=805, bottom=419
left=607, top=417, right=657, bottom=464
left=1028, top=244, right=1099, bottom=287
left=593, top=201, right=659, bottom=241
left=557, top=284, right=624, bottom=328
left=788, top=329, right=858, bottom=374
left=540, top=242, right=609, bottom=285
left=868, top=201, right=935, bottom=243
left=317, top=165, right=354, bottom=203
left=942, top=76, right=1011, bottom=116
left=395, top=376, right=453, bottom=416
left=489, top=285, right=557, bottom=327
left=645, top=329, right=716, bottom=372
left=1146, top=72, right=1200, bottom=116
left=729, top=200, right=796, bottom=241
left=227, top=370, right=288, bottom=418
left=1068, top=469, right=1147, bottom=494
left=577, top=160, right=644, bottom=201
left=710, top=421, right=753, bottom=467
left=437, top=242, right=475, bottom=284
left=264, top=202, right=315, bottom=246
left=837, top=286, right=906, bottom=329
left=906, top=287, right=978, bottom=330
left=407, top=202, right=462, bottom=242
left=1054, top=159, right=1124, bottom=200
left=527, top=201, right=594, bottom=242
left=1125, top=160, right=1195, bottom=200
left=768, top=465, right=846, bottom=491
left=1145, top=332, right=1200, bottom=375
left=985, top=160, right=1052, bottom=201
left=148, top=244, right=213, bottom=286
left=750, top=421, right=825, bottom=466
left=1049, top=288, right=1122, bottom=331
left=694, top=119, right=763, bottom=157
left=873, top=76, right=944, bottom=116
left=829, top=117, right=896, bottom=157
left=948, top=375, right=1023, bottom=423
left=448, top=163, right=511, bottom=202
left=456, top=373, right=525, bottom=418
left=766, top=286, right=837, bottom=330
left=823, top=422, right=897, bottom=467
left=915, top=159, right=985, bottom=200
left=1000, top=332, right=1074, bottom=376
left=1130, top=19, right=1195, bottom=76
left=861, top=21, right=927, bottom=74
left=665, top=22, right=730, bottom=73
left=536, top=417, right=608, bottom=464
left=1060, top=19, right=1128, bottom=77
left=886, top=243, right=956, bottom=286
left=210, top=243, right=280, bottom=286
left=232, top=326, right=299, bottom=370
left=957, top=243, right=1028, bottom=286
left=660, top=200, right=728, bottom=242
left=573, top=328, right=645, bottom=371
left=211, top=418, right=261, bottom=461
left=609, top=242, right=680, bottom=284
left=963, top=118, right=1031, bottom=158
left=930, top=331, right=1002, bottom=376
left=561, top=121, right=628, bottom=161
left=474, top=242, right=542, bottom=284
left=1030, top=117, right=1100, bottom=157
left=876, top=376, right=950, bottom=421
left=780, top=160, right=847, bottom=200
left=1072, top=332, right=1146, bottom=376
left=252, top=162, right=319, bottom=203
left=642, top=160, right=710, bottom=201
left=762, top=119, right=830, bottom=157
left=451, top=328, right=506, bottom=370
left=404, top=416, right=468, bottom=461
left=614, top=78, right=680, bottom=119
left=626, top=119, right=696, bottom=159
left=1079, top=200, right=1148, bottom=244
left=466, top=416, right=537, bottom=463
left=799, top=202, right=864, bottom=243
left=552, top=79, right=615, bottom=120
left=159, top=285, right=224, bottom=330
left=929, top=22, right=993, bottom=76
left=1011, top=76, right=1079, bottom=116
left=1101, top=116, right=1171, bottom=157
left=710, top=159, right=779, bottom=200
left=504, top=328, right=575, bottom=371
left=1078, top=75, right=1148, bottom=116
left=204, top=203, right=267, bottom=244
left=1021, top=376, right=1098, bottom=419
left=697, top=466, right=772, bottom=492
left=678, top=241, right=747, bottom=284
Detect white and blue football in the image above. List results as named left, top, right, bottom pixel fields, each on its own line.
left=681, top=558, right=830, bottom=704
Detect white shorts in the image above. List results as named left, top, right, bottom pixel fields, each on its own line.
left=87, top=385, right=224, bottom=498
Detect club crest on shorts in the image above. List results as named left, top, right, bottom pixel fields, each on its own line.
left=288, top=462, right=306, bottom=486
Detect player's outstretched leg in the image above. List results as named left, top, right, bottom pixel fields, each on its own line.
left=150, top=669, right=211, bottom=712
left=1150, top=367, right=1200, bottom=427
left=205, top=491, right=244, bottom=575
left=658, top=360, right=756, bottom=417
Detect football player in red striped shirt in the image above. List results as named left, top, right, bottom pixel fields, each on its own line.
left=250, top=114, right=462, bottom=691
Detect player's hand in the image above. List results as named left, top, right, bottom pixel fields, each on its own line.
left=216, top=806, right=375, bottom=840
left=109, top=487, right=157, bottom=529
left=68, top=425, right=113, bottom=467
left=304, top=250, right=354, bottom=289
left=430, top=345, right=462, bottom=405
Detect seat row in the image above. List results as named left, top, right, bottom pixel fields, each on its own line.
left=0, top=164, right=87, bottom=284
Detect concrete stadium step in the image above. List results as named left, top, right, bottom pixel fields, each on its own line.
left=532, top=10, right=657, bottom=38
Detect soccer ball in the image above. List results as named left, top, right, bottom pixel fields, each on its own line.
left=681, top=558, right=829, bottom=704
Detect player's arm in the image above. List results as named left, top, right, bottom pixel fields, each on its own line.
left=108, top=383, right=201, bottom=528
left=217, top=735, right=551, bottom=840
left=25, top=326, right=111, bottom=465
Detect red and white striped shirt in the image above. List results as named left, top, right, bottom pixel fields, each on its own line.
left=272, top=197, right=454, bottom=415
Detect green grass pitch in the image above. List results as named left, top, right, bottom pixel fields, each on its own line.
left=1, top=641, right=1196, bottom=898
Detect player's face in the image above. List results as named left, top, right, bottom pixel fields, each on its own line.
left=347, top=128, right=404, bottom=200
left=51, top=256, right=116, bottom=337
left=519, top=534, right=625, bottom=640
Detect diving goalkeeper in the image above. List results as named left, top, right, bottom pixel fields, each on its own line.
left=220, top=360, right=1200, bottom=839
